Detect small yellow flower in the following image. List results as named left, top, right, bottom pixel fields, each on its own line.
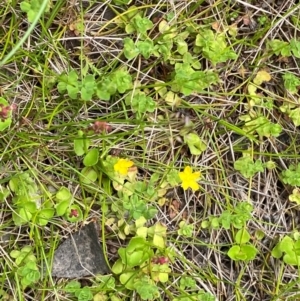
left=179, top=166, right=201, bottom=191
left=114, top=158, right=134, bottom=175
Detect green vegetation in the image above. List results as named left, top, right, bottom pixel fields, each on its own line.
left=1, top=0, right=300, bottom=300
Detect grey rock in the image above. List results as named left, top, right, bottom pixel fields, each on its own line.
left=51, top=222, right=110, bottom=278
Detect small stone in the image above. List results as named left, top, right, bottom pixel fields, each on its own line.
left=51, top=222, right=110, bottom=278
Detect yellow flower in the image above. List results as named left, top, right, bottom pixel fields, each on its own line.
left=114, top=158, right=134, bottom=175
left=179, top=166, right=201, bottom=191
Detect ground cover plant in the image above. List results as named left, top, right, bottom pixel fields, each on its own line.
left=1, top=0, right=300, bottom=300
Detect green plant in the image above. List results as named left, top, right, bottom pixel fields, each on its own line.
left=202, top=202, right=253, bottom=230
left=268, top=39, right=291, bottom=57
left=194, top=28, right=237, bottom=65
left=65, top=281, right=93, bottom=301
left=101, top=156, right=175, bottom=225
left=268, top=38, right=300, bottom=58
left=20, top=0, right=50, bottom=22
left=55, top=187, right=83, bottom=222
left=57, top=68, right=133, bottom=101
left=7, top=172, right=83, bottom=225
left=178, top=221, right=194, bottom=237
left=125, top=10, right=153, bottom=36
left=179, top=276, right=196, bottom=290
left=74, top=130, right=91, bottom=156
left=283, top=72, right=300, bottom=94
left=134, top=276, right=160, bottom=300
left=287, top=107, right=300, bottom=126
left=8, top=172, right=55, bottom=226
left=183, top=132, right=207, bottom=155
left=281, top=163, right=300, bottom=186
left=289, top=38, right=300, bottom=57
left=227, top=228, right=258, bottom=261
left=123, top=38, right=155, bottom=60
left=234, top=156, right=264, bottom=178
left=10, top=246, right=40, bottom=289
left=57, top=70, right=80, bottom=99
left=240, top=114, right=282, bottom=138
left=111, top=222, right=171, bottom=297
left=272, top=234, right=300, bottom=265
left=173, top=290, right=215, bottom=301
left=170, top=62, right=219, bottom=96
left=125, top=90, right=156, bottom=117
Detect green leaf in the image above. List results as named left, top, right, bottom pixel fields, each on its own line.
left=178, top=221, right=194, bottom=237
left=219, top=210, right=232, bottom=229
left=290, top=38, right=300, bottom=58
left=247, top=116, right=282, bottom=138
left=283, top=72, right=300, bottom=94
left=195, top=30, right=237, bottom=64
left=171, top=63, right=219, bottom=96
left=288, top=108, right=300, bottom=126
left=123, top=38, right=139, bottom=60
left=74, top=134, right=90, bottom=156
left=271, top=242, right=282, bottom=258
left=127, top=236, right=148, bottom=252
left=20, top=0, right=43, bottom=23
left=56, top=187, right=72, bottom=202
left=184, top=132, right=207, bottom=155
left=126, top=92, right=156, bottom=116
left=228, top=245, right=245, bottom=261
left=180, top=276, right=196, bottom=290
left=20, top=2, right=31, bottom=12
left=235, top=229, right=251, bottom=244
left=282, top=164, right=300, bottom=186
left=81, top=74, right=96, bottom=101
left=127, top=250, right=144, bottom=267
left=176, top=39, right=188, bottom=55
left=267, top=39, right=291, bottom=56
left=55, top=200, right=70, bottom=216
left=76, top=287, right=93, bottom=301
left=27, top=10, right=36, bottom=23
left=0, top=116, right=12, bottom=131
left=13, top=207, right=33, bottom=226
left=132, top=15, right=153, bottom=35
left=83, top=148, right=99, bottom=167
left=137, top=40, right=154, bottom=59
left=111, top=259, right=124, bottom=274
left=294, top=240, right=300, bottom=256
left=279, top=236, right=294, bottom=253
left=80, top=167, right=98, bottom=184
left=240, top=244, right=257, bottom=260
left=36, top=208, right=55, bottom=226
left=120, top=271, right=135, bottom=290
left=152, top=233, right=165, bottom=248
left=283, top=252, right=300, bottom=265
left=228, top=244, right=257, bottom=261
left=96, top=77, right=117, bottom=100
left=234, top=157, right=264, bottom=178
left=113, top=69, right=132, bottom=93
left=65, top=280, right=81, bottom=293
left=135, top=278, right=159, bottom=300
left=57, top=70, right=80, bottom=99
left=10, top=250, right=21, bottom=259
